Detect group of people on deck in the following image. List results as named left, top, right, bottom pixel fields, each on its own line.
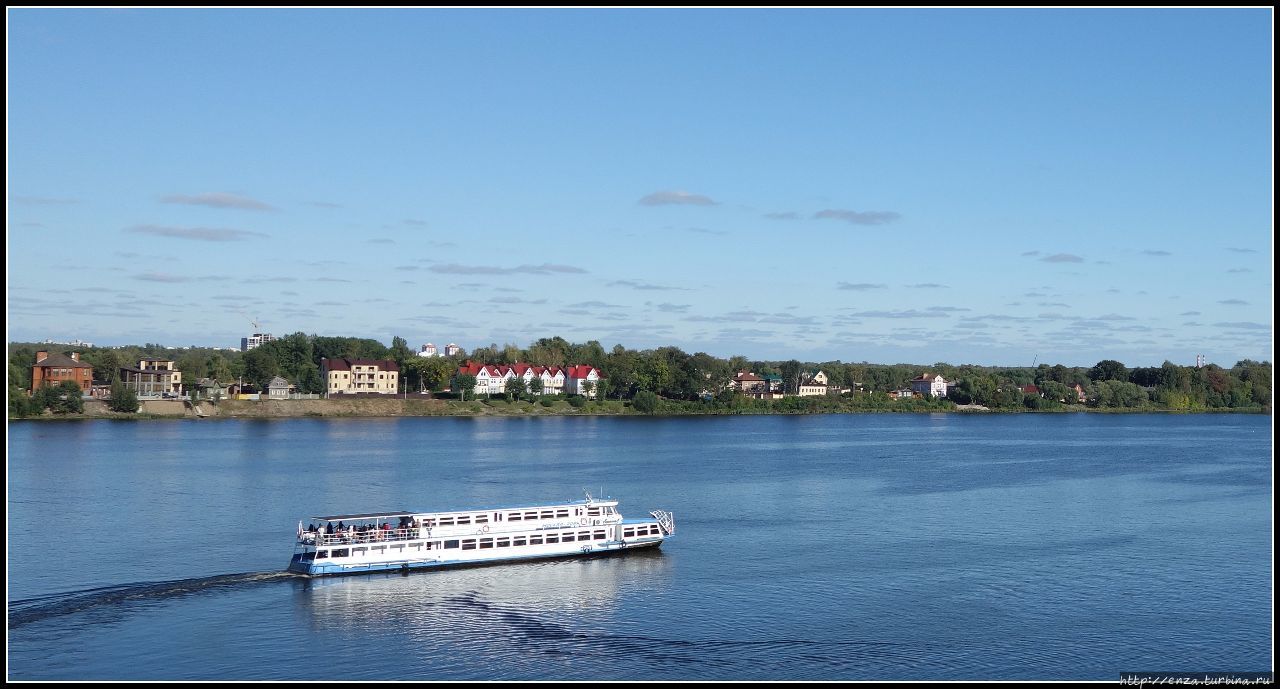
left=304, top=516, right=419, bottom=544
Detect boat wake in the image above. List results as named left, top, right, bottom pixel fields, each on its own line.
left=8, top=571, right=302, bottom=630
left=445, top=591, right=914, bottom=675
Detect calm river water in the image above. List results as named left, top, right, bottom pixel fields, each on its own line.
left=6, top=413, right=1273, bottom=680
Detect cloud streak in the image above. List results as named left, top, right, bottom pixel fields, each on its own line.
left=429, top=263, right=588, bottom=275
left=161, top=192, right=276, bottom=211
left=837, top=282, right=887, bottom=290
left=126, top=225, right=269, bottom=241
left=609, top=279, right=684, bottom=291
left=638, top=190, right=718, bottom=206
left=813, top=209, right=901, bottom=225
left=1040, top=253, right=1085, bottom=263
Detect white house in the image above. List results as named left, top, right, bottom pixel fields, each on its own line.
left=564, top=365, right=604, bottom=398
left=910, top=373, right=949, bottom=398
left=455, top=362, right=578, bottom=396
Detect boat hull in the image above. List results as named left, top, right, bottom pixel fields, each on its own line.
left=288, top=538, right=664, bottom=577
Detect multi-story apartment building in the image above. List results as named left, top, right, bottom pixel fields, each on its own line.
left=119, top=358, right=183, bottom=397
left=321, top=358, right=400, bottom=396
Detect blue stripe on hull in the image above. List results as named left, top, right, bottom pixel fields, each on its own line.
left=288, top=539, right=665, bottom=577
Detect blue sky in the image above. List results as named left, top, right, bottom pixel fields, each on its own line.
left=7, top=8, right=1273, bottom=367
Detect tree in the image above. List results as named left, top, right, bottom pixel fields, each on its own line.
left=421, top=357, right=455, bottom=392
left=1089, top=359, right=1129, bottom=382
left=400, top=357, right=430, bottom=393
left=505, top=376, right=528, bottom=402
left=82, top=349, right=122, bottom=384
left=1040, top=380, right=1072, bottom=404
left=9, top=379, right=40, bottom=417
left=390, top=336, right=413, bottom=368
left=108, top=378, right=140, bottom=413
left=581, top=379, right=595, bottom=399
left=992, top=384, right=1023, bottom=408
left=48, top=380, right=85, bottom=414
left=1094, top=380, right=1149, bottom=408
left=633, top=390, right=659, bottom=414
left=242, top=347, right=280, bottom=391
left=529, top=377, right=544, bottom=396
left=605, top=345, right=638, bottom=399
left=455, top=373, right=477, bottom=401
left=779, top=360, right=803, bottom=395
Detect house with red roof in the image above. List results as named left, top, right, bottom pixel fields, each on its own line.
left=564, top=365, right=604, bottom=398
left=454, top=362, right=601, bottom=398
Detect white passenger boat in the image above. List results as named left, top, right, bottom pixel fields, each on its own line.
left=288, top=493, right=674, bottom=576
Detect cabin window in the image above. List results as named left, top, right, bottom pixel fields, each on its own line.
left=353, top=547, right=367, bottom=556
left=529, top=535, right=543, bottom=545
left=439, top=517, right=454, bottom=526
left=456, top=516, right=471, bottom=525
left=332, top=548, right=349, bottom=557
left=578, top=531, right=591, bottom=540
left=513, top=537, right=527, bottom=546
left=588, top=507, right=600, bottom=516
left=555, top=510, right=569, bottom=518
left=316, top=550, right=329, bottom=559
left=623, top=528, right=635, bottom=538
left=479, top=538, right=493, bottom=549
left=540, top=511, right=553, bottom=519
left=461, top=540, right=476, bottom=551
left=544, top=535, right=559, bottom=544
left=424, top=518, right=436, bottom=527
left=562, top=533, right=576, bottom=543
left=594, top=530, right=606, bottom=540
left=474, top=515, right=488, bottom=524
left=444, top=540, right=459, bottom=549
left=575, top=509, right=582, bottom=516
left=509, top=513, right=522, bottom=521
left=496, top=538, right=510, bottom=548
left=526, top=512, right=539, bottom=519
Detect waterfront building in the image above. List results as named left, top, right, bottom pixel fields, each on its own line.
left=31, top=351, right=94, bottom=395
left=321, top=358, right=400, bottom=396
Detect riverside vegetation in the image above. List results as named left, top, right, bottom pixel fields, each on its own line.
left=9, top=335, right=1271, bottom=419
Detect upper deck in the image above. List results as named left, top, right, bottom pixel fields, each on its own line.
left=300, top=496, right=627, bottom=546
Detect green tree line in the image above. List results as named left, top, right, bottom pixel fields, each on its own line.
left=8, top=336, right=1271, bottom=416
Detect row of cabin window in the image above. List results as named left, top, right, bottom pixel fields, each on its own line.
left=314, top=528, right=619, bottom=558
left=459, top=529, right=607, bottom=550
left=622, top=525, right=660, bottom=538
left=432, top=508, right=572, bottom=526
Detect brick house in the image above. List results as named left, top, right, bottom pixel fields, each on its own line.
left=31, top=351, right=94, bottom=395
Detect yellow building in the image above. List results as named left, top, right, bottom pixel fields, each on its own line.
left=321, top=358, right=399, bottom=396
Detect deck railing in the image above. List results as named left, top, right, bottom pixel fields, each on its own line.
left=301, top=528, right=417, bottom=546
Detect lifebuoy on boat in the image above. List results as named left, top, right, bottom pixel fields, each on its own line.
left=482, top=525, right=490, bottom=534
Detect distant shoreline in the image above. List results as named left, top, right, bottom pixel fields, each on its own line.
left=9, top=397, right=1267, bottom=420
